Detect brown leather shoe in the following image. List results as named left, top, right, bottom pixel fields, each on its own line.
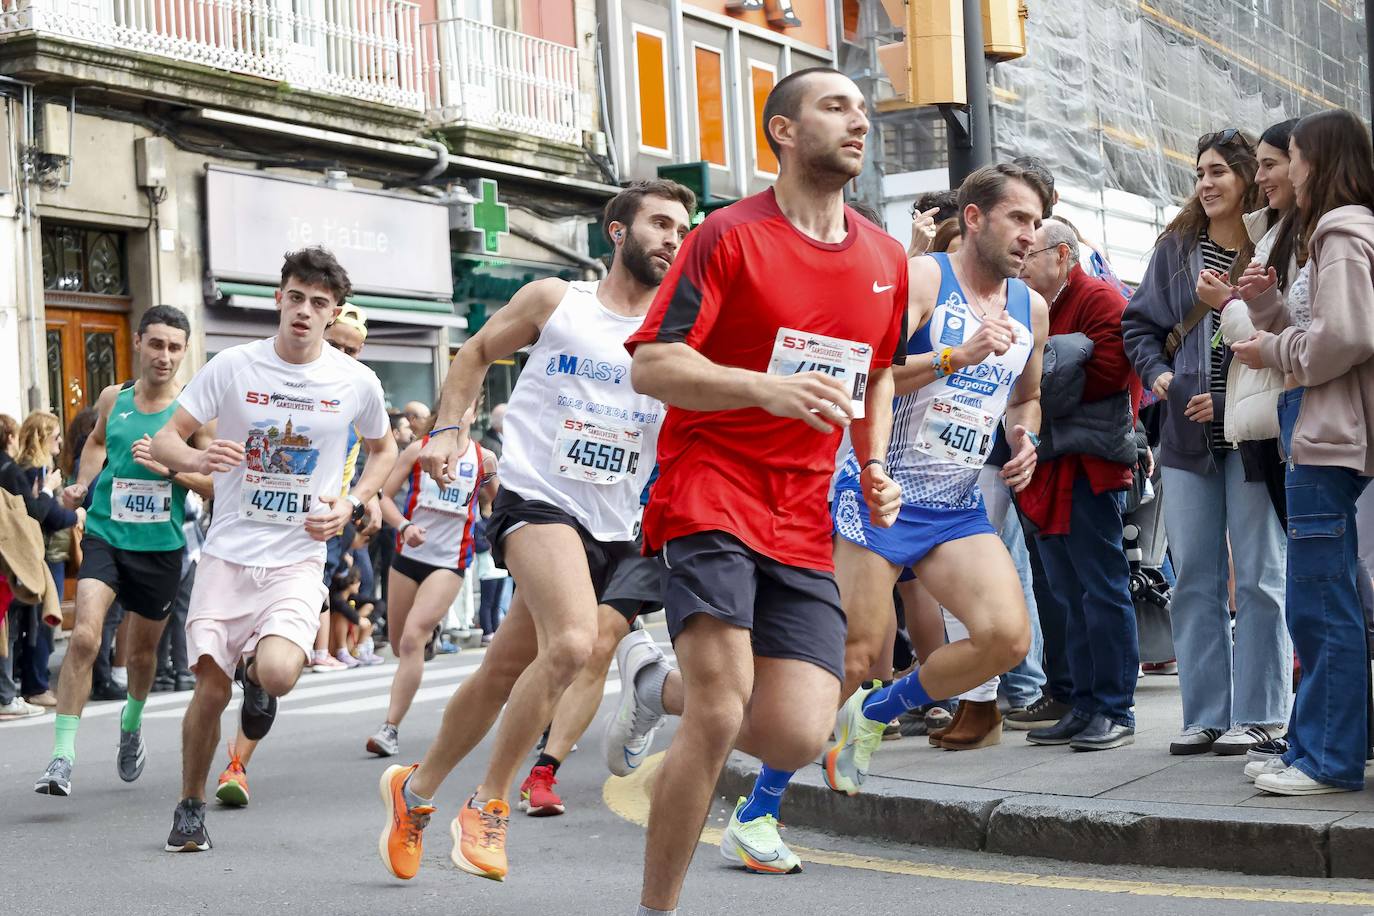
left=24, top=691, right=57, bottom=708
left=936, top=700, right=1002, bottom=750
left=928, top=702, right=966, bottom=746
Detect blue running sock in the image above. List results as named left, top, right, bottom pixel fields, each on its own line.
left=737, top=764, right=794, bottom=822
left=861, top=668, right=937, bottom=723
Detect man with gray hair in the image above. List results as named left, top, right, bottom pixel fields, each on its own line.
left=1015, top=218, right=1143, bottom=751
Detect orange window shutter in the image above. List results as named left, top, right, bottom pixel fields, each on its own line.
left=751, top=65, right=778, bottom=174
left=695, top=47, right=727, bottom=166
left=636, top=31, right=670, bottom=151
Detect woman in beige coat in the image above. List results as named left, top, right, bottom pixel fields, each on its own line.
left=1233, top=108, right=1374, bottom=796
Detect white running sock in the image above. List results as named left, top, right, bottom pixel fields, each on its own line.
left=635, top=662, right=671, bottom=717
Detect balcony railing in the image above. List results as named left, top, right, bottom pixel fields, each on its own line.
left=422, top=16, right=579, bottom=145
left=0, top=0, right=424, bottom=110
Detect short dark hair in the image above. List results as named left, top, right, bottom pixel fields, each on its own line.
left=602, top=179, right=698, bottom=243
left=912, top=190, right=959, bottom=224
left=956, top=163, right=1052, bottom=234
left=761, top=66, right=846, bottom=157
left=1011, top=156, right=1056, bottom=217
left=281, top=246, right=352, bottom=305
left=137, top=304, right=190, bottom=337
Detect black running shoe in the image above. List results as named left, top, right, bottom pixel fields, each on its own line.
left=90, top=678, right=125, bottom=701
left=165, top=799, right=212, bottom=852
left=238, top=665, right=277, bottom=741
left=1248, top=737, right=1290, bottom=762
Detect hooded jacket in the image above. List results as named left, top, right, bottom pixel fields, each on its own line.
left=1122, top=232, right=1228, bottom=474
left=1218, top=209, right=1287, bottom=443
left=1254, top=205, right=1374, bottom=475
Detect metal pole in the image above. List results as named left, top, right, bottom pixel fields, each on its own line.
left=854, top=0, right=886, bottom=208
left=962, top=0, right=993, bottom=167
left=1366, top=0, right=1374, bottom=130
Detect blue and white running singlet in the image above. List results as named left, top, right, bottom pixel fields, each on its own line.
left=837, top=252, right=1033, bottom=512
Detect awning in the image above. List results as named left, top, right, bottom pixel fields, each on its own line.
left=211, top=282, right=468, bottom=330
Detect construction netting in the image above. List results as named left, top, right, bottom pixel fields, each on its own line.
left=991, top=0, right=1370, bottom=205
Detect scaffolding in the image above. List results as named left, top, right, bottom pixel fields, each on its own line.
left=986, top=0, right=1369, bottom=204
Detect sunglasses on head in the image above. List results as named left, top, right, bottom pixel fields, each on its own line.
left=1198, top=128, right=1248, bottom=153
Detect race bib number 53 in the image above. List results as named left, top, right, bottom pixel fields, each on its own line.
left=767, top=328, right=872, bottom=419
left=550, top=417, right=642, bottom=486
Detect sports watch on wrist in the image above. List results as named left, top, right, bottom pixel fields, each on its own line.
left=347, top=493, right=367, bottom=525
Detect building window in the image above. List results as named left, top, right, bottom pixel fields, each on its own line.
left=694, top=44, right=729, bottom=168
left=634, top=26, right=671, bottom=154
left=40, top=223, right=128, bottom=296
left=749, top=62, right=779, bottom=176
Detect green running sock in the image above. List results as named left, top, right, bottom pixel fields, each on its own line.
left=121, top=697, right=146, bottom=732
left=53, top=714, right=80, bottom=763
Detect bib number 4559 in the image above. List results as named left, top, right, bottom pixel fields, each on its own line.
left=565, top=439, right=639, bottom=476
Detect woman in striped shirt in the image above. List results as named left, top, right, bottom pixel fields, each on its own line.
left=1123, top=129, right=1290, bottom=759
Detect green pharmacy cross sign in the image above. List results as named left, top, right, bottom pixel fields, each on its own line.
left=473, top=178, right=509, bottom=254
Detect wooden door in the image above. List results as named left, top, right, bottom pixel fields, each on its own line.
left=44, top=307, right=131, bottom=430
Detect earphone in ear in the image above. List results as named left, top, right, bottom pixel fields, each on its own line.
left=613, top=229, right=624, bottom=241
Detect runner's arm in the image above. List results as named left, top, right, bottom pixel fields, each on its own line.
left=63, top=385, right=117, bottom=506
left=422, top=278, right=565, bottom=483
left=348, top=434, right=400, bottom=506
left=1001, top=292, right=1048, bottom=491
left=378, top=440, right=423, bottom=530
left=150, top=407, right=244, bottom=476
left=164, top=425, right=216, bottom=499
left=478, top=452, right=499, bottom=515
left=890, top=260, right=942, bottom=395
left=851, top=366, right=902, bottom=524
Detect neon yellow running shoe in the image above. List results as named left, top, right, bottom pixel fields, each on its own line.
left=718, top=797, right=802, bottom=874
left=823, top=683, right=887, bottom=796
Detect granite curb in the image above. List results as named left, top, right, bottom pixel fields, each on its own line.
left=718, top=753, right=1374, bottom=879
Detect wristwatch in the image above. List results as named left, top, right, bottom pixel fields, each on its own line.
left=347, top=494, right=367, bottom=525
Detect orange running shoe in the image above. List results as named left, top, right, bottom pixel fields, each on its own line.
left=214, top=743, right=250, bottom=807
left=377, top=764, right=435, bottom=881
left=450, top=793, right=510, bottom=880
left=518, top=764, right=565, bottom=817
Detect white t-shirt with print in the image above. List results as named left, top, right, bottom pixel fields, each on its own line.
left=178, top=337, right=389, bottom=568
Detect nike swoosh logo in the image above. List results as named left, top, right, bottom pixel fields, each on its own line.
left=873, top=282, right=894, bottom=293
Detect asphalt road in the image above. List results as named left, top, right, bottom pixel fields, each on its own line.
left=6, top=629, right=1374, bottom=916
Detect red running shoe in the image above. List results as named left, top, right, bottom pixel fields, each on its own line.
left=518, top=764, right=565, bottom=817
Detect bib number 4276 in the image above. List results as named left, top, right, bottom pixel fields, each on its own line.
left=249, top=489, right=310, bottom=516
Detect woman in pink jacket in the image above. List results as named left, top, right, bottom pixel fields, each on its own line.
left=1233, top=108, right=1374, bottom=796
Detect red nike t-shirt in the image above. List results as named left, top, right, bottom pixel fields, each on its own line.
left=625, top=189, right=908, bottom=571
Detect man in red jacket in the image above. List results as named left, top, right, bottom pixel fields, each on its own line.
left=1017, top=218, right=1143, bottom=751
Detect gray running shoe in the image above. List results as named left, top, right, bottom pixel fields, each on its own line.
left=366, top=723, right=399, bottom=757
left=34, top=756, right=73, bottom=796
left=603, top=630, right=670, bottom=777
left=118, top=719, right=147, bottom=783
left=165, top=799, right=212, bottom=852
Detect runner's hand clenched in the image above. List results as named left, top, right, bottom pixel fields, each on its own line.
left=999, top=424, right=1038, bottom=493
left=61, top=483, right=87, bottom=510
left=758, top=371, right=853, bottom=433
left=860, top=462, right=901, bottom=527
left=132, top=434, right=173, bottom=478
left=199, top=439, right=245, bottom=474
left=401, top=523, right=427, bottom=548
left=306, top=495, right=352, bottom=542
left=954, top=313, right=1017, bottom=368
left=419, top=429, right=462, bottom=486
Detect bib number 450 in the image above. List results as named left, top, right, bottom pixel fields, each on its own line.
left=938, top=423, right=982, bottom=455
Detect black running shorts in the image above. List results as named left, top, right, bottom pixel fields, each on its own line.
left=78, top=534, right=183, bottom=622
left=485, top=487, right=638, bottom=600
left=391, top=552, right=459, bottom=586
left=600, top=550, right=667, bottom=623
left=662, top=530, right=846, bottom=681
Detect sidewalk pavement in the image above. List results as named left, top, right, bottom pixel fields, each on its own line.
left=718, top=675, right=1374, bottom=879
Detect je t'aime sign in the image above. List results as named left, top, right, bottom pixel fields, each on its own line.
left=205, top=167, right=453, bottom=300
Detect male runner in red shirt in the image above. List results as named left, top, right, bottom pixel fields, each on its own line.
left=623, top=67, right=907, bottom=915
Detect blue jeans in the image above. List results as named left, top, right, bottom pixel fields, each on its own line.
left=1162, top=453, right=1289, bottom=731
left=1280, top=388, right=1370, bottom=789
left=1035, top=476, right=1139, bottom=726
left=998, top=508, right=1045, bottom=707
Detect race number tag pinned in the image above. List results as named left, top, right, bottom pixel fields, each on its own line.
left=417, top=463, right=476, bottom=514
left=915, top=395, right=998, bottom=468
left=767, top=328, right=873, bottom=419
left=241, top=470, right=314, bottom=525
left=111, top=477, right=172, bottom=523
left=550, top=417, right=643, bottom=486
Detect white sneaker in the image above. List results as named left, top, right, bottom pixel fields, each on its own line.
left=1255, top=765, right=1354, bottom=796
left=1169, top=726, right=1222, bottom=756
left=0, top=697, right=46, bottom=719
left=602, top=629, right=670, bottom=777
left=1213, top=724, right=1286, bottom=757
left=1244, top=757, right=1287, bottom=781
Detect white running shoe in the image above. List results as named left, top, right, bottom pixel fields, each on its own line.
left=1255, top=765, right=1354, bottom=796
left=822, top=683, right=887, bottom=796
left=719, top=797, right=802, bottom=875
left=1244, top=757, right=1287, bottom=782
left=603, top=629, right=670, bottom=777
